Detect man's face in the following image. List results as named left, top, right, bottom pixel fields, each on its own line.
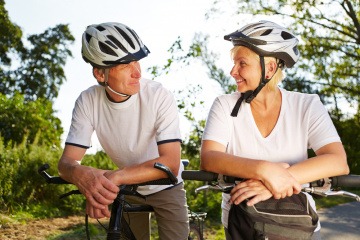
left=106, top=61, right=142, bottom=96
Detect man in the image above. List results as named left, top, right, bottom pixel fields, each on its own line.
left=58, top=22, right=189, bottom=240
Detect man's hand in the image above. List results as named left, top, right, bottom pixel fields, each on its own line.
left=86, top=200, right=111, bottom=219
left=73, top=166, right=119, bottom=216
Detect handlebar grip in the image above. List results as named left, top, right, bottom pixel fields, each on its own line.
left=137, top=178, right=175, bottom=186
left=154, top=162, right=178, bottom=184
left=182, top=170, right=218, bottom=182
left=38, top=163, right=50, bottom=173
left=38, top=163, right=70, bottom=184
left=331, top=175, right=360, bottom=188
left=48, top=177, right=70, bottom=184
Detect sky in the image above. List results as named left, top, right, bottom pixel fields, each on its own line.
left=5, top=0, right=275, bottom=153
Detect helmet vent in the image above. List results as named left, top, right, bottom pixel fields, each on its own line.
left=293, top=46, right=299, bottom=55
left=260, top=29, right=272, bottom=36
left=99, top=42, right=118, bottom=57
left=127, top=28, right=142, bottom=48
left=85, top=33, right=92, bottom=43
left=107, top=35, right=128, bottom=53
left=95, top=25, right=106, bottom=31
left=114, top=26, right=136, bottom=49
left=281, top=31, right=295, bottom=40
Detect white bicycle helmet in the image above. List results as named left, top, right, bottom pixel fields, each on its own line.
left=224, top=20, right=299, bottom=68
left=82, top=22, right=150, bottom=68
left=225, top=21, right=300, bottom=117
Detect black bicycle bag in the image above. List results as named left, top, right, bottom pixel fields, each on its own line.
left=228, top=192, right=319, bottom=240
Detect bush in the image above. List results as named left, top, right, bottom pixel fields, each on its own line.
left=0, top=136, right=119, bottom=218
left=0, top=138, right=82, bottom=216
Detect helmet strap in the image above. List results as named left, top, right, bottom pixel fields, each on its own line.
left=231, top=56, right=270, bottom=117
left=103, top=69, right=130, bottom=98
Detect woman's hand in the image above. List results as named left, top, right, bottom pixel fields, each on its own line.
left=259, top=162, right=301, bottom=199
left=230, top=179, right=272, bottom=206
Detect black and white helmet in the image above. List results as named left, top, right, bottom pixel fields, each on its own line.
left=82, top=22, right=150, bottom=68
left=224, top=20, right=299, bottom=68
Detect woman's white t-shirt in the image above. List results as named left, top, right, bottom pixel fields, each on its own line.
left=202, top=88, right=341, bottom=228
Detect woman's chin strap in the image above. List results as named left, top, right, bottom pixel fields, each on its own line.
left=231, top=56, right=270, bottom=117
left=104, top=69, right=130, bottom=98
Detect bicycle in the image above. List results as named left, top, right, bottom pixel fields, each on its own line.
left=38, top=162, right=204, bottom=240
left=181, top=170, right=360, bottom=238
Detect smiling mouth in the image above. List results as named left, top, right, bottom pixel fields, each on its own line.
left=236, top=79, right=245, bottom=84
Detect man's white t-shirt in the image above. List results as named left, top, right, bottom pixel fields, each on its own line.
left=65, top=78, right=183, bottom=195
left=203, top=88, right=341, bottom=228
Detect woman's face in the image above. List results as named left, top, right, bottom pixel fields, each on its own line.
left=230, top=46, right=261, bottom=93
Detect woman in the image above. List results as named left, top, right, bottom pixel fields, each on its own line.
left=200, top=20, right=349, bottom=239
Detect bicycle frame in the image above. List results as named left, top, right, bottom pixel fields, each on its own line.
left=39, top=162, right=178, bottom=240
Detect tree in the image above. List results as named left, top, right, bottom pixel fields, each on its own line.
left=0, top=0, right=74, bottom=102
left=0, top=0, right=23, bottom=66
left=0, top=92, right=63, bottom=147
left=0, top=1, right=74, bottom=146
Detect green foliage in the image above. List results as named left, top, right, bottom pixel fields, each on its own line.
left=0, top=1, right=75, bottom=102
left=0, top=0, right=23, bottom=66
left=333, top=113, right=360, bottom=174
left=0, top=138, right=118, bottom=218
left=82, top=151, right=117, bottom=170
left=149, top=33, right=236, bottom=94
left=0, top=137, right=83, bottom=216
left=0, top=1, right=73, bottom=148
left=0, top=92, right=63, bottom=147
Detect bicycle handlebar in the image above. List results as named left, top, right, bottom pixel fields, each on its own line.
left=38, top=163, right=71, bottom=184
left=38, top=162, right=178, bottom=186
left=327, top=175, right=360, bottom=188
left=182, top=170, right=360, bottom=188
left=182, top=170, right=219, bottom=182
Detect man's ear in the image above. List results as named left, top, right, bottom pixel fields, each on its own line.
left=93, top=68, right=105, bottom=82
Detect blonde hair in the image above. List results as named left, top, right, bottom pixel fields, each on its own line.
left=230, top=46, right=284, bottom=91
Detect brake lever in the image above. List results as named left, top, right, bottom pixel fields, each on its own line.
left=304, top=177, right=360, bottom=201
left=195, top=184, right=234, bottom=194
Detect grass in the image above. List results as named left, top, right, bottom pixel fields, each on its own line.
left=48, top=223, right=107, bottom=240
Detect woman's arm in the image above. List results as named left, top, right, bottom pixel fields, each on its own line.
left=201, top=140, right=301, bottom=199
left=288, top=142, right=349, bottom=184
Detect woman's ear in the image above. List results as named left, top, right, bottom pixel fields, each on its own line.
left=93, top=68, right=105, bottom=82
left=266, top=60, right=278, bottom=79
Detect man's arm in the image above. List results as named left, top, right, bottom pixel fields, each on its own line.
left=58, top=145, right=119, bottom=218
left=106, top=141, right=181, bottom=186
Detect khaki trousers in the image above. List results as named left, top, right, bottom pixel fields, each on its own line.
left=124, top=182, right=189, bottom=240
